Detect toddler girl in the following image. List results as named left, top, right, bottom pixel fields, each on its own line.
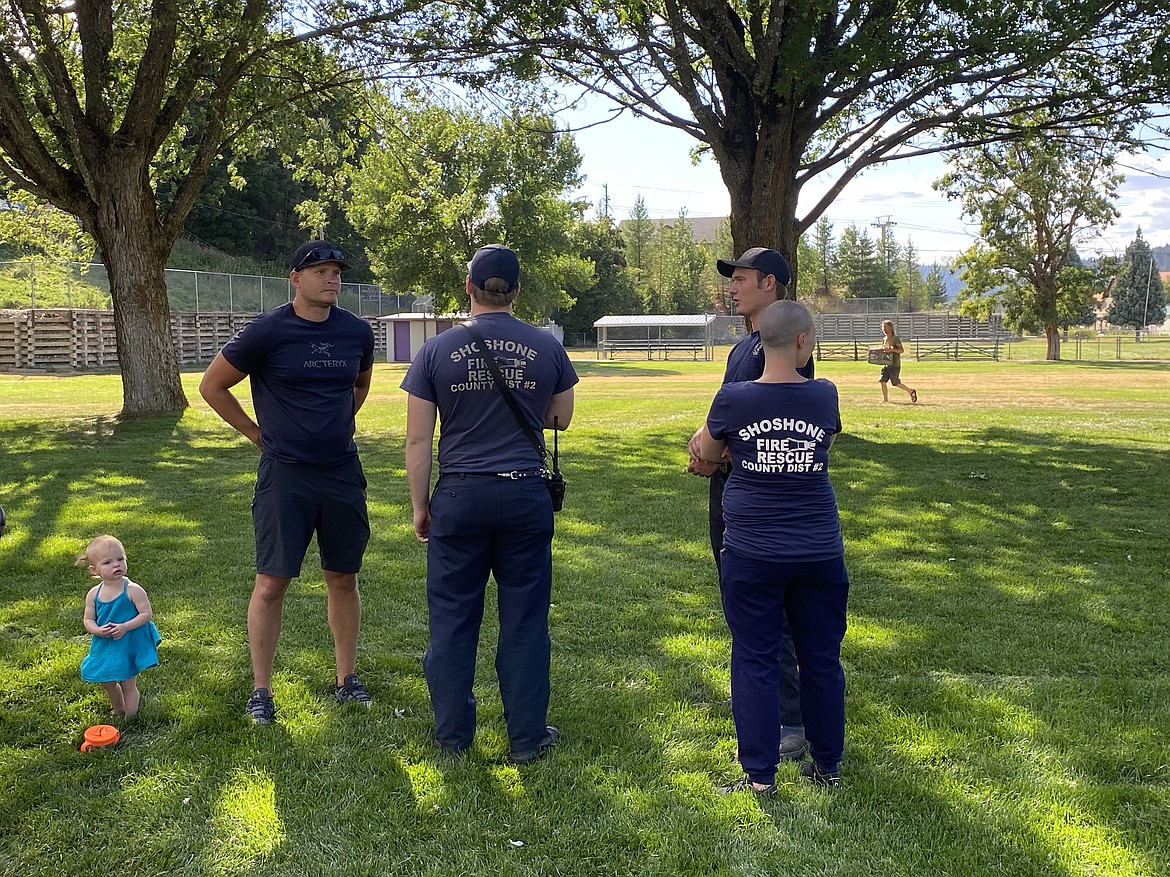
left=79, top=535, right=161, bottom=717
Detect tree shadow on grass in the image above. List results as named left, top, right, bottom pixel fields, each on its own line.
left=823, top=428, right=1168, bottom=871
left=1060, top=360, right=1170, bottom=371
left=2, top=414, right=1168, bottom=874
left=571, top=361, right=694, bottom=378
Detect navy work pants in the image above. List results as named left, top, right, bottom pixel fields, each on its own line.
left=423, top=473, right=555, bottom=754
left=720, top=548, right=849, bottom=784
left=710, top=468, right=802, bottom=729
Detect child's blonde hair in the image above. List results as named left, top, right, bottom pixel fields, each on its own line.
left=75, top=534, right=123, bottom=568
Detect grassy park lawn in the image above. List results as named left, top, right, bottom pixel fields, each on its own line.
left=1, top=353, right=1168, bottom=876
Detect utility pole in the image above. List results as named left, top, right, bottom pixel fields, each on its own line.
left=602, top=183, right=611, bottom=218
left=871, top=215, right=898, bottom=302
left=871, top=215, right=897, bottom=272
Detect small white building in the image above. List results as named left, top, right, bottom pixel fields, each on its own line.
left=378, top=313, right=460, bottom=362
left=378, top=313, right=567, bottom=362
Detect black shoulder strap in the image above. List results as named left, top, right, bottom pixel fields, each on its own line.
left=463, top=320, right=557, bottom=472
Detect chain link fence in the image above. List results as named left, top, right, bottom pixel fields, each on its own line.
left=0, top=260, right=415, bottom=316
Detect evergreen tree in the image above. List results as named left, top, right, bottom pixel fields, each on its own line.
left=648, top=211, right=707, bottom=313
left=835, top=226, right=883, bottom=298
left=1109, top=229, right=1167, bottom=336
left=560, top=217, right=642, bottom=345
left=925, top=264, right=951, bottom=308
left=625, top=197, right=655, bottom=274
left=811, top=217, right=835, bottom=298
left=794, top=232, right=817, bottom=301
left=897, top=241, right=922, bottom=310
left=707, top=218, right=734, bottom=312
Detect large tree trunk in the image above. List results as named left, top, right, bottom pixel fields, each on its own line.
left=103, top=246, right=187, bottom=416
left=89, top=167, right=187, bottom=417
left=718, top=111, right=803, bottom=289
left=1045, top=322, right=1061, bottom=361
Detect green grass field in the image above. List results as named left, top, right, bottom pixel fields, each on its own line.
left=2, top=355, right=1168, bottom=877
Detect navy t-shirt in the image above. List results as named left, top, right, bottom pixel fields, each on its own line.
left=724, top=331, right=815, bottom=384
left=400, top=313, right=579, bottom=472
left=706, top=379, right=843, bottom=561
left=219, top=303, right=374, bottom=465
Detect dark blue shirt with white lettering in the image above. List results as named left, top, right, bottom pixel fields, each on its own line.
left=219, top=303, right=374, bottom=465
left=706, top=379, right=843, bottom=561
left=400, top=313, right=578, bottom=473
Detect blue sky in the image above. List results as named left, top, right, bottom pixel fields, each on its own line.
left=565, top=100, right=1170, bottom=264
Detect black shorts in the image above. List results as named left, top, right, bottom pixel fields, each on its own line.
left=252, top=456, right=370, bottom=578
left=879, top=362, right=901, bottom=383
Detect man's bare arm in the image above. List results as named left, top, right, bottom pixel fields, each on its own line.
left=199, top=354, right=262, bottom=449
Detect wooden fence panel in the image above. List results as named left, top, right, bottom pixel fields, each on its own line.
left=0, top=309, right=389, bottom=370
left=815, top=312, right=1002, bottom=341
left=0, top=314, right=18, bottom=369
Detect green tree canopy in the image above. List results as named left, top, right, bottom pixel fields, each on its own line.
left=346, top=95, right=593, bottom=318
left=809, top=218, right=835, bottom=299
left=0, top=184, right=94, bottom=264
left=835, top=225, right=884, bottom=298
left=651, top=211, right=708, bottom=314
left=0, top=1, right=446, bottom=414
left=443, top=0, right=1169, bottom=281
left=559, top=216, right=642, bottom=344
left=937, top=114, right=1124, bottom=359
left=924, top=264, right=951, bottom=309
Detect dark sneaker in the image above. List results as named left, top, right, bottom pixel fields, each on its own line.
left=245, top=688, right=275, bottom=725
left=335, top=674, right=372, bottom=707
left=508, top=725, right=560, bottom=764
left=717, top=774, right=777, bottom=797
left=801, top=760, right=842, bottom=788
left=779, top=730, right=809, bottom=761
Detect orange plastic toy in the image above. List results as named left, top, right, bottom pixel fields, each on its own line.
left=80, top=724, right=121, bottom=752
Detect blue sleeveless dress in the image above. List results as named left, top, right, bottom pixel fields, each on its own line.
left=80, top=578, right=162, bottom=683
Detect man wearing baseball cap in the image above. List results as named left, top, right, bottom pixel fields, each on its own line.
left=200, top=240, right=375, bottom=725
left=402, top=244, right=578, bottom=764
left=687, top=246, right=814, bottom=765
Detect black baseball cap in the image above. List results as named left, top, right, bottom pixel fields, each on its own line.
left=716, top=247, right=791, bottom=286
left=290, top=240, right=353, bottom=272
left=469, top=244, right=520, bottom=292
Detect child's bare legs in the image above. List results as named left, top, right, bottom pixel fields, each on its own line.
left=893, top=380, right=917, bottom=402
left=101, top=681, right=126, bottom=715
left=120, top=677, right=141, bottom=717
left=880, top=379, right=890, bottom=402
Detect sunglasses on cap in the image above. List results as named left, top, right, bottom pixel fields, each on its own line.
left=294, top=247, right=348, bottom=271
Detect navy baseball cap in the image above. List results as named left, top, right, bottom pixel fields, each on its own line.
left=290, top=240, right=353, bottom=272
left=469, top=244, right=520, bottom=292
left=716, top=247, right=791, bottom=286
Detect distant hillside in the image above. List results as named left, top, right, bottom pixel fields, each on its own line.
left=1153, top=244, right=1170, bottom=271
left=168, top=233, right=284, bottom=277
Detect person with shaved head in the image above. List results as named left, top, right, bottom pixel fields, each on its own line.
left=700, top=299, right=850, bottom=794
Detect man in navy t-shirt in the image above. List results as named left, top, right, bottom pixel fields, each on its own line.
left=701, top=299, right=849, bottom=793
left=687, top=247, right=813, bottom=760
left=402, top=244, right=578, bottom=764
left=200, top=240, right=375, bottom=725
